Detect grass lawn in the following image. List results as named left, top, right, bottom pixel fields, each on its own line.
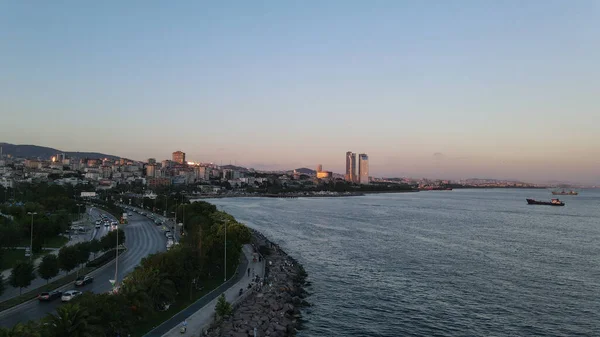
left=43, top=235, right=69, bottom=248
left=0, top=249, right=49, bottom=270
left=132, top=277, right=224, bottom=337
left=14, top=235, right=69, bottom=249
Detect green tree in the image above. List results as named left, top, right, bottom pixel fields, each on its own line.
left=88, top=239, right=101, bottom=259
left=38, top=254, right=59, bottom=284
left=74, top=242, right=91, bottom=269
left=100, top=229, right=125, bottom=251
left=44, top=303, right=97, bottom=337
left=0, top=321, right=42, bottom=337
left=58, top=245, right=78, bottom=274
left=214, top=294, right=232, bottom=318
left=121, top=265, right=176, bottom=311
left=75, top=292, right=132, bottom=336
left=9, top=261, right=35, bottom=295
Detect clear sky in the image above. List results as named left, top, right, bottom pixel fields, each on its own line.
left=1, top=1, right=598, bottom=184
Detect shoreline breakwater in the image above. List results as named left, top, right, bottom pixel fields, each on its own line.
left=204, top=229, right=309, bottom=337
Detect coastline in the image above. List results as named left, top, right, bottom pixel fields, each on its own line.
left=204, top=229, right=309, bottom=337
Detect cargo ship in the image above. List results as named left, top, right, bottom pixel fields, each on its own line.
left=551, top=190, right=578, bottom=195
left=526, top=198, right=565, bottom=206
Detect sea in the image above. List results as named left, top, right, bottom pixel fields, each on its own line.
left=206, top=189, right=600, bottom=337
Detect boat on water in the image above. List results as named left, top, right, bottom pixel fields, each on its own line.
left=551, top=190, right=578, bottom=195
left=526, top=198, right=565, bottom=206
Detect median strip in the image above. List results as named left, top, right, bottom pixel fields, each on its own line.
left=0, top=248, right=126, bottom=312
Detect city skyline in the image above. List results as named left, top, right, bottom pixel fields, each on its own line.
left=1, top=1, right=599, bottom=184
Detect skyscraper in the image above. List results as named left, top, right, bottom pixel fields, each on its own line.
left=358, top=154, right=369, bottom=184
left=345, top=151, right=357, bottom=182
left=172, top=151, right=186, bottom=164
left=317, top=164, right=323, bottom=173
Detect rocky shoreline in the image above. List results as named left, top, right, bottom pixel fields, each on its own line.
left=205, top=229, right=309, bottom=337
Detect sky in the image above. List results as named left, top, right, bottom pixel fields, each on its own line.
left=1, top=1, right=599, bottom=184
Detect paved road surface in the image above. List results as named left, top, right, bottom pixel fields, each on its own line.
left=0, top=207, right=111, bottom=301
left=0, top=211, right=167, bottom=327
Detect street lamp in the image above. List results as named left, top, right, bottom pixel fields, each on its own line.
left=224, top=219, right=227, bottom=282
left=27, top=212, right=37, bottom=262
left=76, top=203, right=83, bottom=221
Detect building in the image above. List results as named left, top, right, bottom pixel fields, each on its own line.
left=148, top=177, right=172, bottom=188
left=148, top=158, right=156, bottom=164
left=316, top=164, right=323, bottom=173
left=358, top=154, right=369, bottom=184
left=146, top=164, right=156, bottom=178
left=101, top=165, right=112, bottom=178
left=194, top=166, right=209, bottom=181
left=25, top=159, right=41, bottom=169
left=345, top=152, right=357, bottom=183
left=317, top=171, right=332, bottom=179
left=172, top=151, right=186, bottom=165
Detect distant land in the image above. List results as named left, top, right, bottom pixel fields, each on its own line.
left=0, top=142, right=120, bottom=160
left=291, top=168, right=317, bottom=175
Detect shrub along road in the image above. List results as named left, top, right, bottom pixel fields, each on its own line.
left=0, top=207, right=112, bottom=302
left=0, top=212, right=167, bottom=327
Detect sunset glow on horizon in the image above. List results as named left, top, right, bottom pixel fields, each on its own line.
left=1, top=1, right=598, bottom=184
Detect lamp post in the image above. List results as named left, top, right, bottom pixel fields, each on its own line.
left=76, top=203, right=83, bottom=221
left=27, top=212, right=37, bottom=262
left=224, top=219, right=227, bottom=282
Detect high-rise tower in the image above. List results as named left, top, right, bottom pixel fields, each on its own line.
left=358, top=154, right=369, bottom=184
left=172, top=151, right=186, bottom=164
left=345, top=151, right=357, bottom=182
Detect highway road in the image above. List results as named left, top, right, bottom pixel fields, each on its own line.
left=0, top=207, right=111, bottom=302
left=0, top=211, right=167, bottom=327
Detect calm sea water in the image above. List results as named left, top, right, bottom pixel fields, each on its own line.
left=207, top=189, right=600, bottom=337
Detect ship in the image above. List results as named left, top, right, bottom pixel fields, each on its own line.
left=526, top=198, right=565, bottom=206
left=551, top=190, right=578, bottom=195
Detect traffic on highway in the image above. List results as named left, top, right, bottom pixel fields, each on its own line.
left=0, top=207, right=169, bottom=327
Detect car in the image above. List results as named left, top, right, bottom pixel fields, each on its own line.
left=95, top=223, right=101, bottom=229
left=38, top=290, right=62, bottom=302
left=104, top=221, right=110, bottom=227
left=61, top=290, right=82, bottom=302
left=95, top=220, right=101, bottom=225
left=128, top=212, right=132, bottom=216
left=74, top=275, right=94, bottom=287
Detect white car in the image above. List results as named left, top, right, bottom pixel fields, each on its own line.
left=61, top=290, right=82, bottom=302
left=104, top=221, right=110, bottom=227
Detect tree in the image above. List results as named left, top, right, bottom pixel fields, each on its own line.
left=58, top=245, right=78, bottom=274
left=88, top=239, right=101, bottom=259
left=100, top=229, right=125, bottom=251
left=74, top=242, right=90, bottom=269
left=0, top=321, right=42, bottom=337
left=38, top=254, right=59, bottom=284
left=44, top=303, right=97, bottom=337
left=214, top=294, right=232, bottom=318
left=75, top=293, right=133, bottom=336
left=9, top=261, right=35, bottom=295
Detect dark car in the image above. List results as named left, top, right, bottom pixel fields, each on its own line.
left=38, top=290, right=62, bottom=301
left=74, top=275, right=94, bottom=286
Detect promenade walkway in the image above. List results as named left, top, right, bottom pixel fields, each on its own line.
left=143, top=244, right=264, bottom=337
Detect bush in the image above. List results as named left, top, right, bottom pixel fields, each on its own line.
left=86, top=248, right=123, bottom=268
